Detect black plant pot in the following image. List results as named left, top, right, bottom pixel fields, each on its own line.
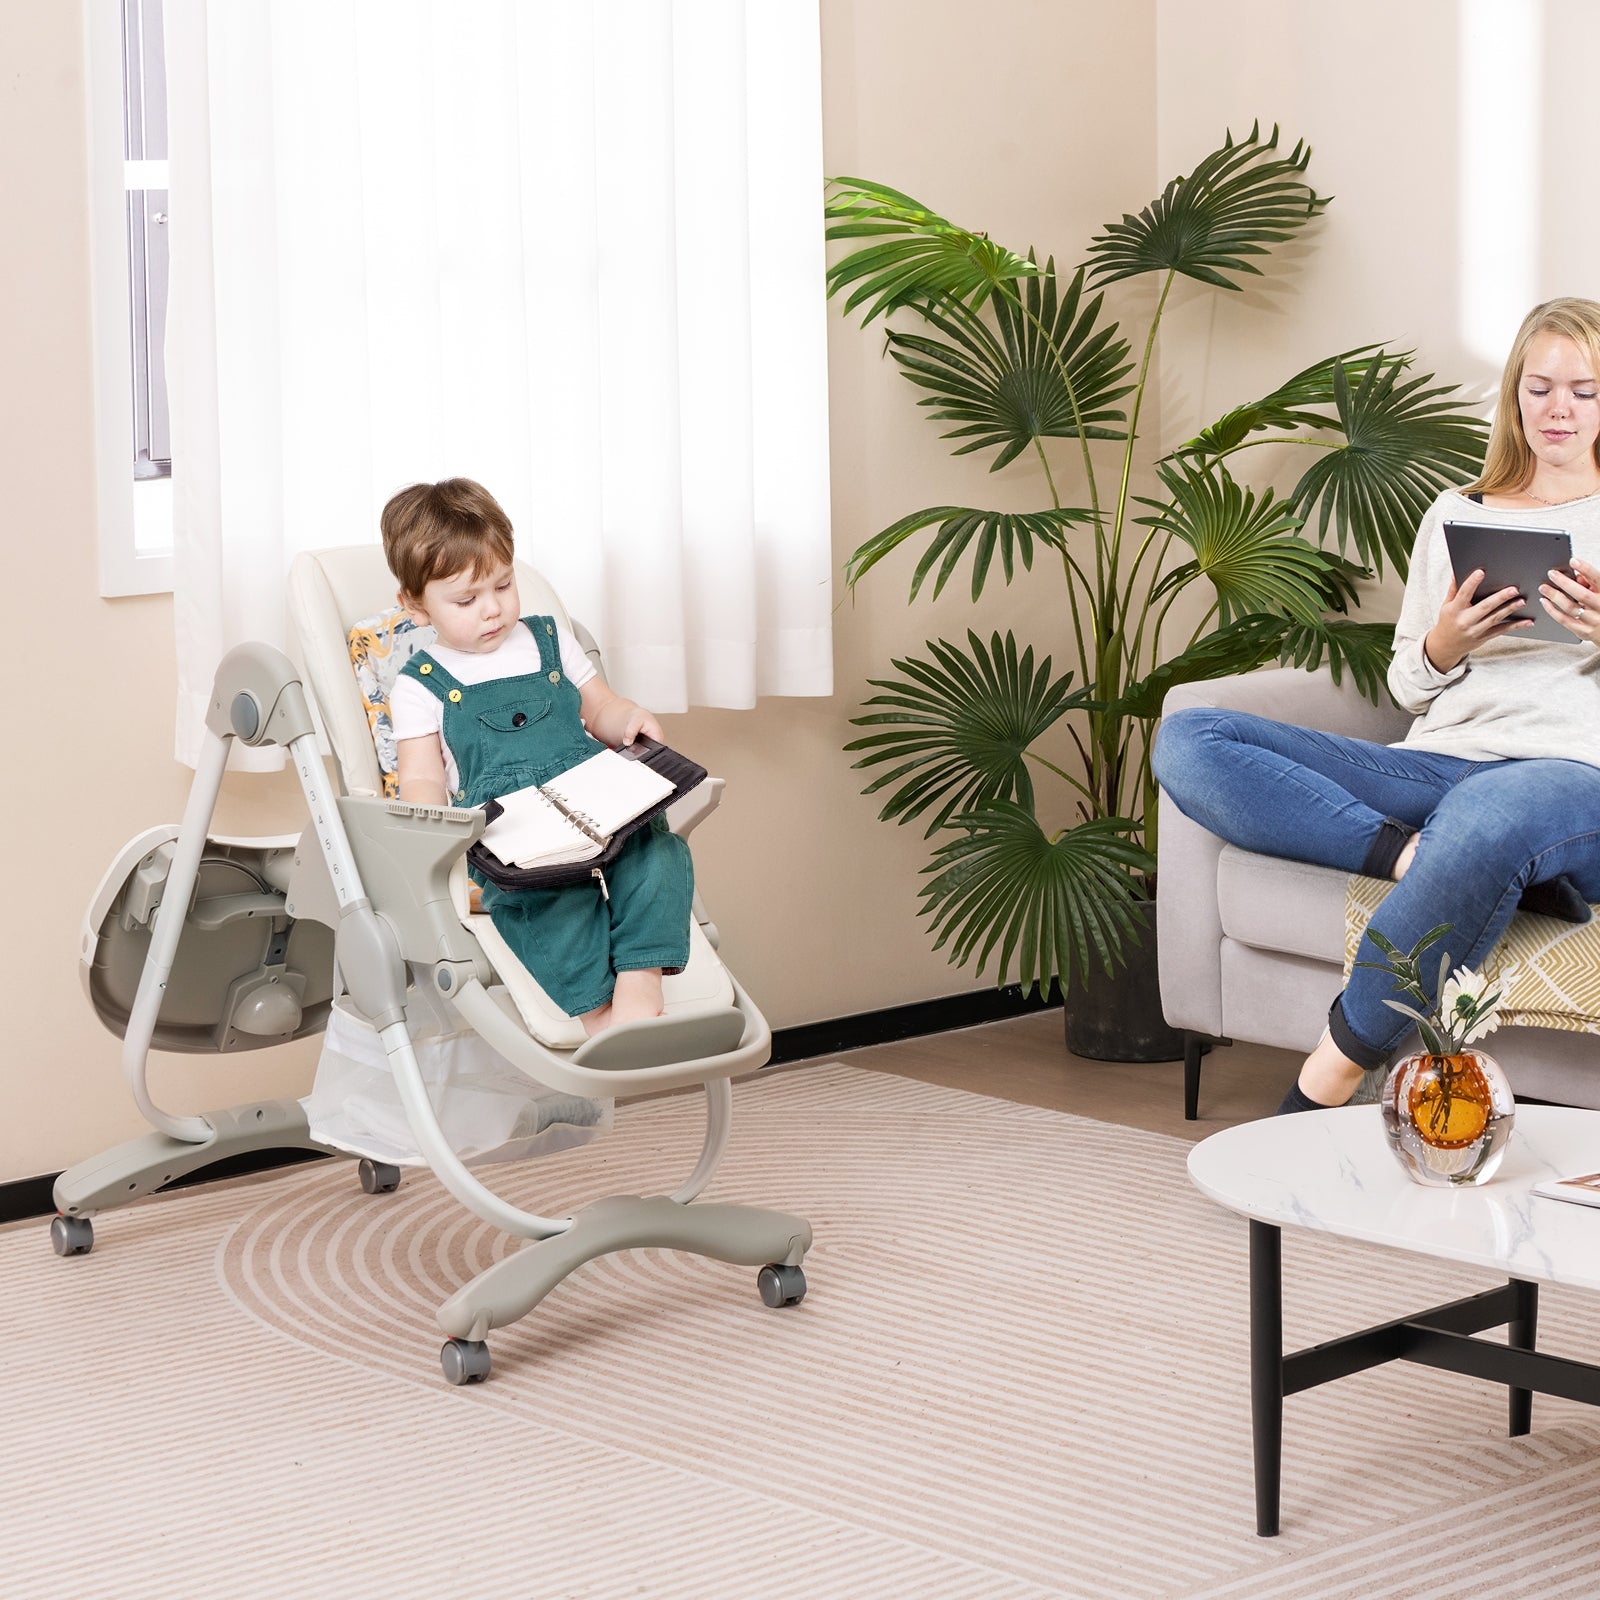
left=1062, top=901, right=1185, bottom=1063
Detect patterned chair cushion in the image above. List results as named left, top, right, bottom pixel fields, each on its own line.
left=347, top=607, right=436, bottom=798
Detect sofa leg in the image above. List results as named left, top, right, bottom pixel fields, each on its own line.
left=1184, top=1035, right=1204, bottom=1121
left=1183, top=1033, right=1231, bottom=1121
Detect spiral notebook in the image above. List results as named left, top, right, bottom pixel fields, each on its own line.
left=472, top=739, right=706, bottom=890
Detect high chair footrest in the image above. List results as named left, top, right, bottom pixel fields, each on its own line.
left=436, top=1194, right=813, bottom=1341
left=570, top=1006, right=747, bottom=1071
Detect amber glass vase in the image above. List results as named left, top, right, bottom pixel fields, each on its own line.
left=1380, top=1048, right=1515, bottom=1187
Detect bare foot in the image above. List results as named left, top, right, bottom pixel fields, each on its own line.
left=1394, top=833, right=1419, bottom=880
left=609, top=968, right=665, bottom=1028
left=580, top=1003, right=613, bottom=1037
left=1298, top=1027, right=1366, bottom=1106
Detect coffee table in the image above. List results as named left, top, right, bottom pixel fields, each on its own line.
left=1188, top=1103, right=1600, bottom=1536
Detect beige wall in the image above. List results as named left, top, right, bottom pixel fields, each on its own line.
left=1, top=0, right=1157, bottom=1183
left=1153, top=1, right=1600, bottom=614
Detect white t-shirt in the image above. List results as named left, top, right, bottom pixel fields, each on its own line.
left=390, top=620, right=597, bottom=799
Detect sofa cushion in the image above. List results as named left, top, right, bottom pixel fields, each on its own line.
left=1216, top=845, right=1350, bottom=965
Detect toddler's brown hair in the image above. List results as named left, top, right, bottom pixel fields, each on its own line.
left=381, top=478, right=515, bottom=602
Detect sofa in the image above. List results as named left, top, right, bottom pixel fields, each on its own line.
left=1156, top=664, right=1600, bottom=1118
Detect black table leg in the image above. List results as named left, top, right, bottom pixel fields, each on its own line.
left=1249, top=1219, right=1283, bottom=1537
left=1508, top=1278, right=1539, bottom=1436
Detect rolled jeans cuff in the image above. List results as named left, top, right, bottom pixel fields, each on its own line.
left=1328, top=996, right=1391, bottom=1073
left=1360, top=817, right=1416, bottom=881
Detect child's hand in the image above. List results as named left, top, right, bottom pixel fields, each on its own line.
left=618, top=704, right=665, bottom=746
left=580, top=676, right=666, bottom=747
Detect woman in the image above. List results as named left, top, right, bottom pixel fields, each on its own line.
left=1152, top=297, right=1600, bottom=1113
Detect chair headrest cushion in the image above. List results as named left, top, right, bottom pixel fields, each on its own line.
left=348, top=608, right=438, bottom=796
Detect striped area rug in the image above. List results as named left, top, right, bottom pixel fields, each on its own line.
left=6, top=1064, right=1600, bottom=1599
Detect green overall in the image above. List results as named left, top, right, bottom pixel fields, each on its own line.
left=400, top=616, right=693, bottom=1017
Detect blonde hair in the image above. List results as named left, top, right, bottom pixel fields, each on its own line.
left=1467, top=297, right=1600, bottom=496
left=380, top=478, right=515, bottom=601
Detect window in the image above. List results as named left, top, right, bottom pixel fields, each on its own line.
left=123, top=0, right=171, bottom=486
left=86, top=0, right=173, bottom=594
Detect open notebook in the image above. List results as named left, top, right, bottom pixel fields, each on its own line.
left=473, top=739, right=707, bottom=890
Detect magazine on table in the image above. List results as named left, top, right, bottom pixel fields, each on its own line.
left=1531, top=1169, right=1600, bottom=1210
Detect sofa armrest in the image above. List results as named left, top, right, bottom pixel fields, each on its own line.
left=1155, top=666, right=1410, bottom=1038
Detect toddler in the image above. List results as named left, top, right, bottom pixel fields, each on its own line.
left=382, top=478, right=692, bottom=1035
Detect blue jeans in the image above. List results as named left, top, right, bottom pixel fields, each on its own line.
left=1152, top=707, right=1600, bottom=1066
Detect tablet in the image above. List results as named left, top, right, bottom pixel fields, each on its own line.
left=1442, top=520, right=1577, bottom=644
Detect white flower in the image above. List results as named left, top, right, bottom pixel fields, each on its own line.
left=1440, top=965, right=1504, bottom=1046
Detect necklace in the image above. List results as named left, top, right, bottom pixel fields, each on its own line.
left=1526, top=483, right=1600, bottom=507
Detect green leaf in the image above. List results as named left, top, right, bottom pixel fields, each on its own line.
left=1084, top=123, right=1329, bottom=290
left=1288, top=355, right=1489, bottom=577
left=845, top=504, right=1099, bottom=601
left=825, top=177, right=1041, bottom=326
left=1101, top=616, right=1289, bottom=721
left=1138, top=460, right=1334, bottom=625
left=885, top=260, right=1134, bottom=468
left=1170, top=346, right=1387, bottom=459
left=846, top=631, right=1088, bottom=835
left=1275, top=619, right=1395, bottom=702
left=918, top=802, right=1155, bottom=994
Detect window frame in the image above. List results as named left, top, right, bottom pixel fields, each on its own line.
left=84, top=0, right=173, bottom=597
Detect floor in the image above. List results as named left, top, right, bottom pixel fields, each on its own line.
left=779, top=1009, right=1296, bottom=1141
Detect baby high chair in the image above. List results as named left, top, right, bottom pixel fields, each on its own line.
left=58, top=545, right=811, bottom=1385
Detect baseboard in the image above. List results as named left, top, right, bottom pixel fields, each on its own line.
left=766, top=980, right=1061, bottom=1066
left=0, top=984, right=1061, bottom=1227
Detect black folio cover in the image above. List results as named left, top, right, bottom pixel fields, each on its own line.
left=469, top=737, right=708, bottom=891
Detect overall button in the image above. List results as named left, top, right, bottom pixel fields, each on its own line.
left=545, top=622, right=554, bottom=635
left=419, top=663, right=433, bottom=675
left=448, top=688, right=462, bottom=702
left=548, top=670, right=561, bottom=684
left=512, top=711, right=527, bottom=727
left=456, top=789, right=466, bottom=801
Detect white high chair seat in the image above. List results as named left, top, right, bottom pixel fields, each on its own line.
left=448, top=859, right=734, bottom=1050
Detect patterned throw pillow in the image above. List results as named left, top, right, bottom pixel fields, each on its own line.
left=347, top=608, right=437, bottom=798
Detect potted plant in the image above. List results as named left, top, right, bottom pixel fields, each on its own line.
left=825, top=125, right=1488, bottom=1057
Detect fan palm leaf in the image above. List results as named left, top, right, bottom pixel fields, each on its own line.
left=1138, top=460, right=1334, bottom=625
left=1102, top=616, right=1290, bottom=721
left=885, top=260, right=1134, bottom=469
left=1084, top=123, right=1328, bottom=291
left=845, top=504, right=1099, bottom=602
left=1275, top=619, right=1395, bottom=702
left=846, top=631, right=1088, bottom=835
left=1289, top=355, right=1489, bottom=576
left=919, top=803, right=1154, bottom=994
left=1171, top=346, right=1387, bottom=458
left=825, top=177, right=1040, bottom=325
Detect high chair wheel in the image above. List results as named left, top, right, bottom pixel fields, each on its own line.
left=440, top=1338, right=492, bottom=1386
left=50, top=1215, right=94, bottom=1257
left=357, top=1159, right=402, bottom=1195
left=757, top=1263, right=806, bottom=1308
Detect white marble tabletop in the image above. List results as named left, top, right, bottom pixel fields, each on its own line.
left=1188, top=1105, right=1600, bottom=1294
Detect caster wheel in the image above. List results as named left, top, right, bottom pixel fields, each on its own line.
left=357, top=1159, right=402, bottom=1195
left=50, top=1215, right=94, bottom=1257
left=440, top=1338, right=491, bottom=1386
left=757, top=1263, right=806, bottom=1308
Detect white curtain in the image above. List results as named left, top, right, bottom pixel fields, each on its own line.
left=164, top=0, right=833, bottom=766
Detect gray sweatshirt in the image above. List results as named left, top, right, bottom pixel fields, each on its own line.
left=1388, top=489, right=1600, bottom=765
